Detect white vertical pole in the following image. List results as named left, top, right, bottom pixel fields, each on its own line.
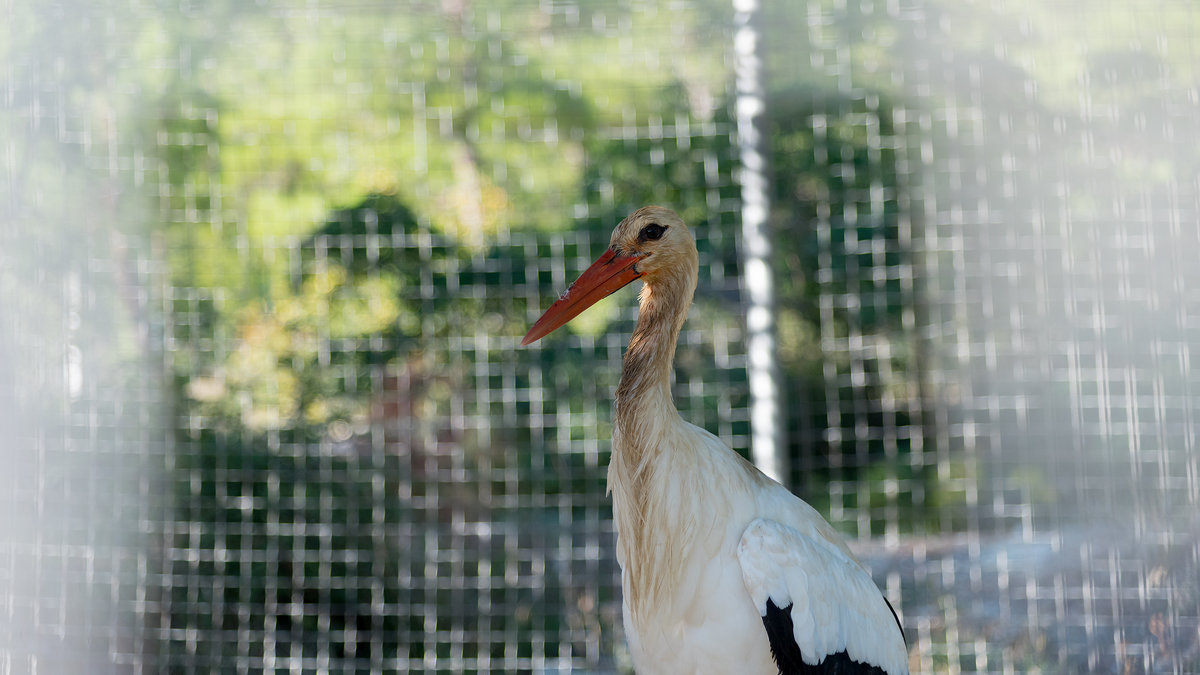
left=733, top=0, right=785, bottom=481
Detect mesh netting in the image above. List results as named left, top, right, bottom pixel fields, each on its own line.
left=3, top=1, right=1198, bottom=673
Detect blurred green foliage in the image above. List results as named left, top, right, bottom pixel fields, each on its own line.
left=9, top=0, right=1200, bottom=670
left=136, top=2, right=750, bottom=669
left=135, top=0, right=947, bottom=666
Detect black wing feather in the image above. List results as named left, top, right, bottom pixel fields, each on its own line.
left=761, top=599, right=898, bottom=675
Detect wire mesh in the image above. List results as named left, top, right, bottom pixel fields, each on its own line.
left=3, top=0, right=1199, bottom=674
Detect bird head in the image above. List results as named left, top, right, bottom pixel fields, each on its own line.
left=522, top=206, right=696, bottom=345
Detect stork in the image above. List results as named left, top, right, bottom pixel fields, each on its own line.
left=522, top=206, right=909, bottom=675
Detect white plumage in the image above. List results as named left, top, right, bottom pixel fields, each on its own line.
left=523, top=206, right=909, bottom=675
left=739, top=519, right=909, bottom=674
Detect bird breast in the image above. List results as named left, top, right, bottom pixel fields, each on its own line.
left=610, top=421, right=780, bottom=674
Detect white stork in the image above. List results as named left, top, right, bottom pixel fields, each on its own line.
left=522, top=206, right=909, bottom=675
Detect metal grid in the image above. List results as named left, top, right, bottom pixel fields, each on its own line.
left=3, top=0, right=1199, bottom=674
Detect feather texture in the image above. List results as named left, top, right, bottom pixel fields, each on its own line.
left=762, top=600, right=894, bottom=674
left=739, top=519, right=909, bottom=675
left=526, top=207, right=909, bottom=675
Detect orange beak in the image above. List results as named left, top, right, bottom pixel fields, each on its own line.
left=522, top=248, right=643, bottom=345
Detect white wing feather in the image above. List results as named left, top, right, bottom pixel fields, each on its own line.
left=737, top=518, right=909, bottom=674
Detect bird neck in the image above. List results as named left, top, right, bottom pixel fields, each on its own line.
left=614, top=270, right=695, bottom=427
left=608, top=266, right=699, bottom=622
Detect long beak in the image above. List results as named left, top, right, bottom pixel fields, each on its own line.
left=522, top=248, right=642, bottom=345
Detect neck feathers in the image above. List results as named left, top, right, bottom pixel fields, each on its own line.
left=613, top=264, right=696, bottom=451
left=608, top=262, right=698, bottom=620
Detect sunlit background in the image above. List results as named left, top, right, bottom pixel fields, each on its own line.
left=3, top=0, right=1199, bottom=672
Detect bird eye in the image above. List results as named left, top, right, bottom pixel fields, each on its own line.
left=639, top=223, right=667, bottom=242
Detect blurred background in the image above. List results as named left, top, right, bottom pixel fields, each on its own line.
left=3, top=0, right=1199, bottom=672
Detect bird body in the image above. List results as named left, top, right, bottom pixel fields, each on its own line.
left=523, top=207, right=909, bottom=675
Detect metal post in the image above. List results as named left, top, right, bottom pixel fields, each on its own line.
left=732, top=0, right=786, bottom=481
